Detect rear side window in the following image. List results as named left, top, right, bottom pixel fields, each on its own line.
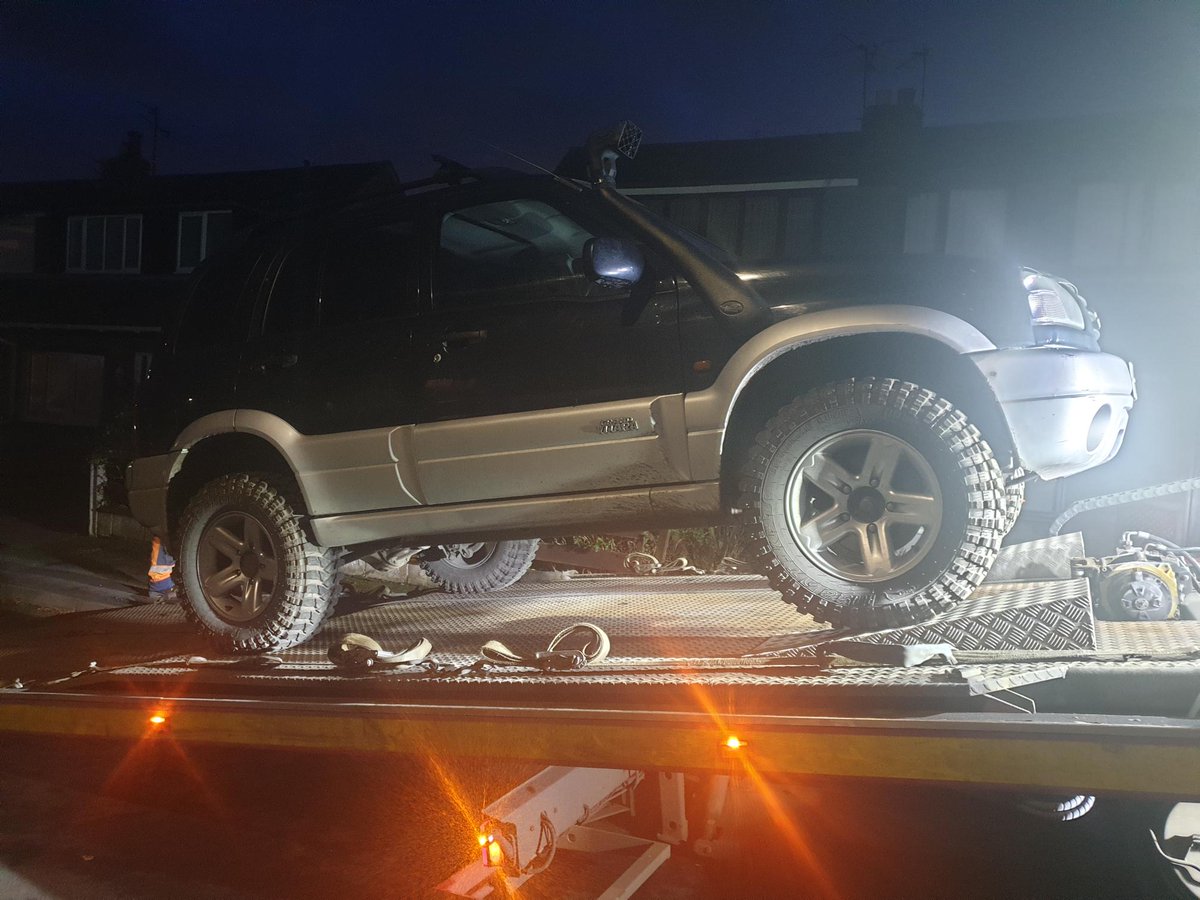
left=175, top=243, right=264, bottom=351
left=263, top=245, right=319, bottom=336
left=319, top=222, right=416, bottom=327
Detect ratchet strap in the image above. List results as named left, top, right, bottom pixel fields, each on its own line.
left=328, top=633, right=434, bottom=672
left=480, top=622, right=611, bottom=672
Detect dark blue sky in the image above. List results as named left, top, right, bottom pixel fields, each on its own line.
left=3, top=1, right=1199, bottom=182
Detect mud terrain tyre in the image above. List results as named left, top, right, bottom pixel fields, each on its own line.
left=177, top=474, right=341, bottom=653
left=740, top=378, right=1009, bottom=630
left=1003, top=468, right=1027, bottom=534
left=420, top=539, right=541, bottom=593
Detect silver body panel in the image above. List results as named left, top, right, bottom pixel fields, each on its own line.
left=126, top=451, right=183, bottom=539
left=308, top=481, right=719, bottom=548
left=969, top=347, right=1135, bottom=480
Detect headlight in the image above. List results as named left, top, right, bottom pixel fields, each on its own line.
left=1023, top=269, right=1086, bottom=330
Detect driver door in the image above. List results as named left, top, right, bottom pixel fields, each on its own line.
left=408, top=190, right=689, bottom=505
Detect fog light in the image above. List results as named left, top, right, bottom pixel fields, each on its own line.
left=1087, top=404, right=1112, bottom=453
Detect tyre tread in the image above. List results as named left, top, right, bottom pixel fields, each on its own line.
left=419, top=539, right=540, bottom=594
left=739, top=377, right=1012, bottom=630
left=178, top=474, right=341, bottom=653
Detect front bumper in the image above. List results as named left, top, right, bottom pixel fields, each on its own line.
left=970, top=348, right=1135, bottom=480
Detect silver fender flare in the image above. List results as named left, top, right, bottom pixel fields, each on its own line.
left=682, top=304, right=997, bottom=481
left=169, top=410, right=410, bottom=519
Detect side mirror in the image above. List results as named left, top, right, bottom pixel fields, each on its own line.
left=582, top=237, right=644, bottom=289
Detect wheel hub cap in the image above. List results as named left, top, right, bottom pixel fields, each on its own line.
left=239, top=551, right=262, bottom=578
left=437, top=542, right=495, bottom=570
left=784, top=429, right=943, bottom=584
left=847, top=486, right=886, bottom=523
left=196, top=512, right=280, bottom=623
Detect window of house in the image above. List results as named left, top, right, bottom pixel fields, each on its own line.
left=0, top=215, right=37, bottom=273
left=66, top=215, right=142, bottom=273
left=21, top=351, right=105, bottom=426
left=177, top=210, right=233, bottom=272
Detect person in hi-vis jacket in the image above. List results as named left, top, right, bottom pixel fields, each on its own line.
left=138, top=536, right=178, bottom=604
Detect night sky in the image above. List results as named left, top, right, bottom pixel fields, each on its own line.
left=3, top=1, right=1199, bottom=183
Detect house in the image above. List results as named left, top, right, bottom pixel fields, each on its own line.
left=0, top=153, right=398, bottom=528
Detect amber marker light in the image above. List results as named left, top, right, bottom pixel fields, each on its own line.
left=724, top=735, right=744, bottom=750
left=478, top=831, right=505, bottom=867
left=148, top=713, right=168, bottom=727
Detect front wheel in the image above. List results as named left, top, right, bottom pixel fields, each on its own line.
left=740, top=378, right=1009, bottom=630
left=419, top=539, right=541, bottom=593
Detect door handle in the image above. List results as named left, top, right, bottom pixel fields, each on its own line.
left=443, top=329, right=487, bottom=347
left=258, top=352, right=298, bottom=372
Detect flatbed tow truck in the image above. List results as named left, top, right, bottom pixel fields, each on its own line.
left=2, top=536, right=1199, bottom=897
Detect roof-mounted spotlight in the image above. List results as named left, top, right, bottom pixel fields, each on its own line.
left=586, top=121, right=643, bottom=186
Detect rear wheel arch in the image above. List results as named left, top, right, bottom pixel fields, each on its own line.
left=167, top=433, right=305, bottom=547
left=719, top=332, right=1015, bottom=508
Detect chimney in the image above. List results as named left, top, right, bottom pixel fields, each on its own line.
left=860, top=90, right=924, bottom=187
left=123, top=130, right=143, bottom=158
left=99, top=129, right=152, bottom=182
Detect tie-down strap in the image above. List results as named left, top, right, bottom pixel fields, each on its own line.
left=480, top=622, right=611, bottom=671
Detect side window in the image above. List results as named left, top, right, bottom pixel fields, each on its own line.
left=263, top=246, right=319, bottom=336
left=176, top=243, right=265, bottom=351
left=436, top=198, right=615, bottom=308
left=319, top=222, right=415, bottom=327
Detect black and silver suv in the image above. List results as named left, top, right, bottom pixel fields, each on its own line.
left=128, top=125, right=1136, bottom=651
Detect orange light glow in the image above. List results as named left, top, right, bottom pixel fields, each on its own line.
left=477, top=833, right=488, bottom=846
left=148, top=713, right=168, bottom=726
left=486, top=840, right=503, bottom=867
left=676, top=677, right=841, bottom=899
left=724, top=735, right=744, bottom=750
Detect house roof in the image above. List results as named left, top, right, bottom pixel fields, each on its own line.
left=557, top=108, right=1200, bottom=192
left=558, top=131, right=862, bottom=189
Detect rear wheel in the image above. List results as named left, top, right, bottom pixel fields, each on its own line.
left=176, top=474, right=341, bottom=652
left=740, top=378, right=1008, bottom=630
left=419, top=539, right=540, bottom=593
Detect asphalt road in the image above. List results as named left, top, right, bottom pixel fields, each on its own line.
left=0, top=732, right=1184, bottom=900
